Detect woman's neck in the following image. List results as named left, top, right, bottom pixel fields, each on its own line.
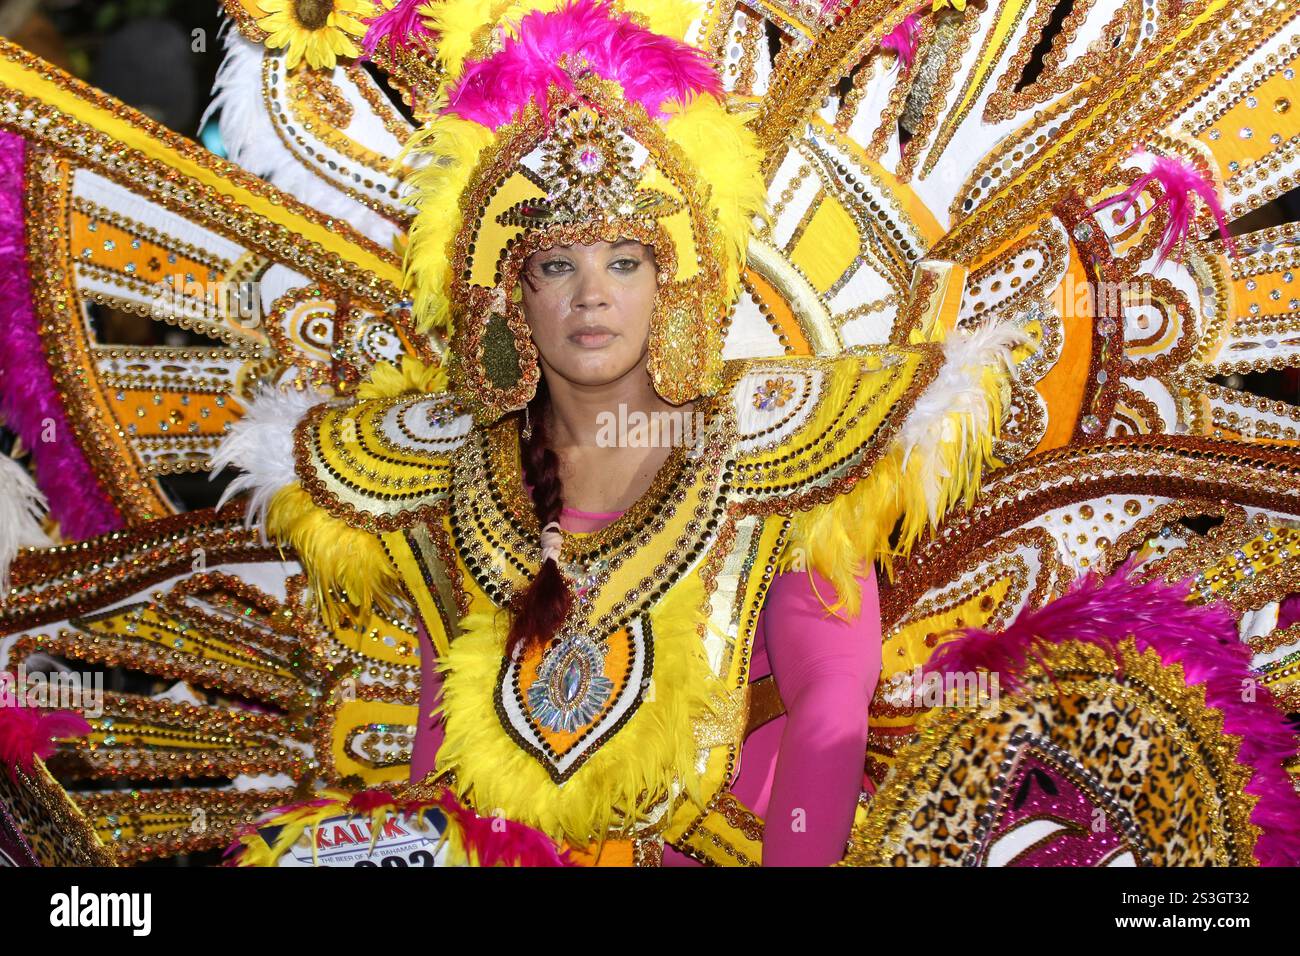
left=534, top=367, right=698, bottom=514
left=541, top=362, right=684, bottom=450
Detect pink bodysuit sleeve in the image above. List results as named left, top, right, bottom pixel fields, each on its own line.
left=760, top=567, right=882, bottom=866
left=409, top=619, right=444, bottom=784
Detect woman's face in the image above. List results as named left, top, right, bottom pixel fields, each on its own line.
left=519, top=239, right=658, bottom=389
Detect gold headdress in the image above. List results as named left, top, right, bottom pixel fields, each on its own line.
left=398, top=0, right=767, bottom=422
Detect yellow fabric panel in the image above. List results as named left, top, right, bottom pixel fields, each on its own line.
left=330, top=700, right=420, bottom=786
left=789, top=194, right=860, bottom=293
left=1033, top=250, right=1092, bottom=452
left=0, top=45, right=400, bottom=289
left=468, top=171, right=543, bottom=289
left=742, top=267, right=813, bottom=355
left=640, top=164, right=700, bottom=282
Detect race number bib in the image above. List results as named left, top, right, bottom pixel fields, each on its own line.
left=265, top=807, right=457, bottom=868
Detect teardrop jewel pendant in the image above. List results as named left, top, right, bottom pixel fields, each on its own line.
left=526, top=632, right=613, bottom=733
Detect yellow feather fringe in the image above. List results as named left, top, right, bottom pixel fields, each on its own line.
left=774, top=326, right=1017, bottom=621
left=266, top=484, right=404, bottom=631
left=417, top=0, right=510, bottom=80
left=433, top=569, right=726, bottom=849
left=356, top=355, right=449, bottom=400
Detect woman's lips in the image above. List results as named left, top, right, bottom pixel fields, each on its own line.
left=569, top=328, right=617, bottom=348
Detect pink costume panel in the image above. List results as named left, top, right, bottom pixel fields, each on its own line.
left=409, top=503, right=883, bottom=866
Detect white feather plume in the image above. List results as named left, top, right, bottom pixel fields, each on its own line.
left=897, top=321, right=1027, bottom=524
left=0, top=453, right=53, bottom=598
left=200, top=22, right=407, bottom=249
left=209, top=384, right=331, bottom=542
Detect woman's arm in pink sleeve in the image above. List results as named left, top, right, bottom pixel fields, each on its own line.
left=409, top=619, right=445, bottom=784
left=761, top=567, right=882, bottom=866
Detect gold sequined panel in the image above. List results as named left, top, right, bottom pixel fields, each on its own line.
left=219, top=0, right=446, bottom=122
left=0, top=762, right=116, bottom=866
left=869, top=528, right=1066, bottom=782
left=1145, top=520, right=1300, bottom=715
left=74, top=787, right=294, bottom=865
left=729, top=347, right=939, bottom=515
left=446, top=380, right=733, bottom=628
left=864, top=438, right=1300, bottom=782
left=0, top=503, right=425, bottom=860
left=847, top=640, right=1258, bottom=866
left=0, top=40, right=425, bottom=522
left=295, top=390, right=472, bottom=532
left=266, top=55, right=415, bottom=231
left=443, top=353, right=928, bottom=624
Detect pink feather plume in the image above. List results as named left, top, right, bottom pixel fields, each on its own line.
left=881, top=14, right=921, bottom=72
left=0, top=130, right=124, bottom=539
left=435, top=792, right=574, bottom=866
left=346, top=788, right=397, bottom=813
left=362, top=0, right=435, bottom=56
left=0, top=704, right=92, bottom=782
left=445, top=0, right=722, bottom=129
left=1087, top=151, right=1239, bottom=265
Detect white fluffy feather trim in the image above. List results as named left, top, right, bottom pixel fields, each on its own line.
left=0, top=454, right=52, bottom=598
left=209, top=384, right=331, bottom=541
left=897, top=321, right=1027, bottom=524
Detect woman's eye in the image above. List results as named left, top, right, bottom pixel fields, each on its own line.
left=538, top=260, right=572, bottom=276
left=611, top=258, right=641, bottom=272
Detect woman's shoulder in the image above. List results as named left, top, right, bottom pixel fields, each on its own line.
left=292, top=388, right=473, bottom=532
left=718, top=346, right=942, bottom=513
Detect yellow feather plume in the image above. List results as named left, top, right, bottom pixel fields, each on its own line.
left=417, top=0, right=510, bottom=80
left=621, top=0, right=702, bottom=39
left=401, top=115, right=495, bottom=334
left=662, top=96, right=769, bottom=303
left=265, top=484, right=404, bottom=631
left=775, top=323, right=1021, bottom=620
left=356, top=355, right=449, bottom=400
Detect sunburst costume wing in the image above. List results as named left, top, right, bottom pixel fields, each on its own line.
left=0, top=0, right=1298, bottom=866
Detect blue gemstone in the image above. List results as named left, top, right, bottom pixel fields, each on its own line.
left=561, top=659, right=584, bottom=704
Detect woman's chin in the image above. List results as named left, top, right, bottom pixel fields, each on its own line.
left=544, top=350, right=639, bottom=387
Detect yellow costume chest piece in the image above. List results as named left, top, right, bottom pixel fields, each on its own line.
left=309, top=349, right=942, bottom=850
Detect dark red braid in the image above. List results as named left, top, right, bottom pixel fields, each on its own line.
left=506, top=378, right=573, bottom=657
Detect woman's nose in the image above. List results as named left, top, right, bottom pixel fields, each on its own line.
left=572, top=268, right=611, bottom=310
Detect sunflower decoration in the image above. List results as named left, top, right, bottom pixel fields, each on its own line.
left=254, top=0, right=372, bottom=71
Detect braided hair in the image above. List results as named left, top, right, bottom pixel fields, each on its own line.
left=505, top=377, right=574, bottom=657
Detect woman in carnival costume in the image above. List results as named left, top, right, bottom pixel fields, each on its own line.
left=214, top=0, right=1021, bottom=865
left=0, top=0, right=1298, bottom=868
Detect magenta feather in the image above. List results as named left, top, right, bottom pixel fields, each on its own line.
left=1277, top=592, right=1300, bottom=630
left=0, top=130, right=124, bottom=540
left=361, top=0, right=435, bottom=56
left=1087, top=152, right=1239, bottom=265
left=881, top=14, right=921, bottom=72
left=926, top=559, right=1300, bottom=865
left=435, top=792, right=574, bottom=866
left=346, top=788, right=397, bottom=813
left=445, top=0, right=722, bottom=129
left=0, top=705, right=92, bottom=782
